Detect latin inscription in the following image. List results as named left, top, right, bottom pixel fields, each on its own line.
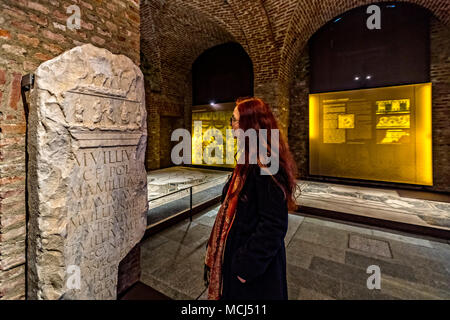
left=65, top=146, right=146, bottom=299
left=28, top=44, right=147, bottom=300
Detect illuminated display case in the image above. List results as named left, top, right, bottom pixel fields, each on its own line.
left=309, top=83, right=432, bottom=186
left=191, top=108, right=236, bottom=168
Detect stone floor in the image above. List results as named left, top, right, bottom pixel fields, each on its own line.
left=140, top=204, right=450, bottom=300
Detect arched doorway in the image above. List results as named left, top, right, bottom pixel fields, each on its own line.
left=191, top=42, right=253, bottom=168
left=192, top=42, right=253, bottom=106
left=289, top=2, right=447, bottom=191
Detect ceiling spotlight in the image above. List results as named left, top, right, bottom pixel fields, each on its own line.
left=210, top=101, right=215, bottom=106
left=366, top=75, right=372, bottom=80
left=354, top=76, right=360, bottom=81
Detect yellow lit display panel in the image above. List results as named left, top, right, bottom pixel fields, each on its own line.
left=309, top=83, right=432, bottom=186
left=191, top=110, right=236, bottom=168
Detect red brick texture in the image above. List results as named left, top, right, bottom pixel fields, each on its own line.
left=430, top=18, right=450, bottom=192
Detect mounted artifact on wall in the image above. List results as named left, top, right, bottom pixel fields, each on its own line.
left=27, top=44, right=148, bottom=299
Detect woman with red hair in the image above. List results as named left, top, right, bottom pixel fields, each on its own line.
left=204, top=97, right=298, bottom=300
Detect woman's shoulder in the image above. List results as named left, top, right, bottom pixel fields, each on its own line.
left=249, top=165, right=287, bottom=194
left=249, top=164, right=286, bottom=181
left=249, top=168, right=288, bottom=211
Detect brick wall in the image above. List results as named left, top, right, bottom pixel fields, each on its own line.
left=288, top=17, right=450, bottom=193
left=288, top=45, right=309, bottom=180
left=0, top=0, right=140, bottom=300
left=159, top=116, right=184, bottom=169
left=430, top=17, right=450, bottom=192
left=141, top=0, right=235, bottom=170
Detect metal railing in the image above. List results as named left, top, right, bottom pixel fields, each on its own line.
left=147, top=174, right=231, bottom=226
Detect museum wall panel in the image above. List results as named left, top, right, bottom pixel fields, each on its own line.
left=309, top=83, right=432, bottom=186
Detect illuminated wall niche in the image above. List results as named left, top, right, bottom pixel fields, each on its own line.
left=191, top=110, right=236, bottom=168
left=309, top=83, right=432, bottom=185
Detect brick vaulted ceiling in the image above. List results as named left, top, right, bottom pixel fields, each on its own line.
left=279, top=0, right=450, bottom=89
left=143, top=0, right=448, bottom=82
left=140, top=0, right=236, bottom=100
left=141, top=0, right=449, bottom=128
left=140, top=0, right=298, bottom=89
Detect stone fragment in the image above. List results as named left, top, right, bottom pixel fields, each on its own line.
left=27, top=44, right=148, bottom=300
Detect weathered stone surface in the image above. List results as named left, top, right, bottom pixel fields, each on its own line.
left=27, top=44, right=147, bottom=300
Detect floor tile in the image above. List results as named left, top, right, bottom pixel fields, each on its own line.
left=348, top=234, right=392, bottom=258
left=293, top=221, right=349, bottom=250
left=287, top=263, right=341, bottom=299
left=288, top=238, right=346, bottom=264
left=345, top=251, right=417, bottom=282
left=340, top=281, right=397, bottom=300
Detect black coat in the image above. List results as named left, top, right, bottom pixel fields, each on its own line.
left=219, top=165, right=289, bottom=300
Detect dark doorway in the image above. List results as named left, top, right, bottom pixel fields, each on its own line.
left=309, top=2, right=431, bottom=93
left=192, top=42, right=253, bottom=105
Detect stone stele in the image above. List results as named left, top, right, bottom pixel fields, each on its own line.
left=27, top=44, right=148, bottom=300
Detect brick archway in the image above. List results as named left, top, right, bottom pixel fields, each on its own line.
left=280, top=0, right=449, bottom=92
left=285, top=0, right=450, bottom=192
left=276, top=0, right=450, bottom=132
left=140, top=0, right=237, bottom=169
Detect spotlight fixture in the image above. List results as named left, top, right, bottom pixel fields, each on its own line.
left=210, top=101, right=215, bottom=106
left=366, top=75, right=372, bottom=80
left=354, top=76, right=360, bottom=81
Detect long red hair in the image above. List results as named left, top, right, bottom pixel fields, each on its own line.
left=231, top=97, right=299, bottom=211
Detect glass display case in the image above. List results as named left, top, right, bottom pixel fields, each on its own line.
left=147, top=167, right=230, bottom=227
left=309, top=83, right=432, bottom=185
left=191, top=109, right=236, bottom=168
